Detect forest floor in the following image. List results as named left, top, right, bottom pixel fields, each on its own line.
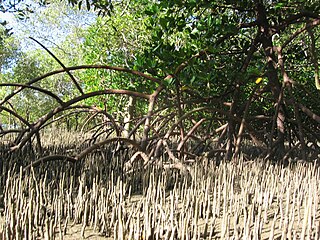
left=0, top=133, right=319, bottom=240
left=1, top=159, right=318, bottom=239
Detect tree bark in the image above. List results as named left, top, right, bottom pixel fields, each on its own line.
left=255, top=1, right=286, bottom=156
left=123, top=96, right=136, bottom=138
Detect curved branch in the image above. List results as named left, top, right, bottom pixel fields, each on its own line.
left=38, top=106, right=120, bottom=137
left=30, top=37, right=84, bottom=95
left=282, top=18, right=320, bottom=49
left=0, top=106, right=32, bottom=128
left=0, top=64, right=161, bottom=106
left=297, top=103, right=320, bottom=123
left=23, top=155, right=77, bottom=172
left=0, top=129, right=25, bottom=138
left=124, top=151, right=150, bottom=173
left=75, top=137, right=142, bottom=160
left=40, top=108, right=90, bottom=129
left=10, top=89, right=150, bottom=151
left=276, top=11, right=320, bottom=33
left=177, top=118, right=206, bottom=152
left=128, top=116, right=147, bottom=138
left=65, top=105, right=121, bottom=136
left=233, top=84, right=260, bottom=160
left=154, top=107, right=226, bottom=158
left=0, top=83, right=64, bottom=105
left=69, top=89, right=150, bottom=103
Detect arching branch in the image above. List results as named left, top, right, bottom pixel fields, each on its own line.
left=10, top=89, right=149, bottom=151
left=30, top=37, right=84, bottom=95
left=0, top=106, right=32, bottom=128
left=75, top=137, right=142, bottom=160
left=23, top=155, right=77, bottom=172
left=0, top=83, right=64, bottom=106
left=0, top=64, right=161, bottom=106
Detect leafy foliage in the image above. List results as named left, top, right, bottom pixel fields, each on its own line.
left=0, top=0, right=319, bottom=163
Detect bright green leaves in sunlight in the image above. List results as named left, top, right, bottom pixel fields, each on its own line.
left=0, top=23, right=20, bottom=73
left=144, top=4, right=159, bottom=16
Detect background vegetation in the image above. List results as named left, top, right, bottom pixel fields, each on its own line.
left=1, top=0, right=320, bottom=164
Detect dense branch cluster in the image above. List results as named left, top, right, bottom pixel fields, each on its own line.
left=0, top=58, right=319, bottom=172
left=1, top=0, right=320, bottom=173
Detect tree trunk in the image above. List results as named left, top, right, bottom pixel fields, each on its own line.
left=123, top=96, right=135, bottom=138
left=255, top=1, right=286, bottom=157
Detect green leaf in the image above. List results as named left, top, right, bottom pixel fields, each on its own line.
left=159, top=17, right=168, bottom=29
left=164, top=76, right=175, bottom=86
left=190, top=75, right=196, bottom=84
left=274, top=2, right=285, bottom=9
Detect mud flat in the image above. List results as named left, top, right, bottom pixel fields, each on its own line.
left=0, top=156, right=319, bottom=239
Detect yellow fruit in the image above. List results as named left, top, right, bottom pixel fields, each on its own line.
left=255, top=77, right=263, bottom=84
